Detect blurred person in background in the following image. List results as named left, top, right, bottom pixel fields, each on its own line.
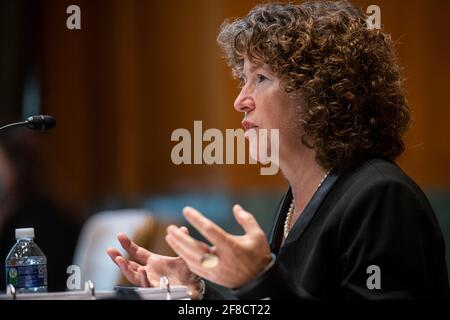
left=0, top=129, right=81, bottom=292
left=108, top=1, right=449, bottom=299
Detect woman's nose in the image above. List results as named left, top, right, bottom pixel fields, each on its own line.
left=234, top=87, right=255, bottom=113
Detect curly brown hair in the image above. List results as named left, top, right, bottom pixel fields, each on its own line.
left=218, top=1, right=410, bottom=171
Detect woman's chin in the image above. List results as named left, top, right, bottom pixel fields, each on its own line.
left=249, top=142, right=272, bottom=164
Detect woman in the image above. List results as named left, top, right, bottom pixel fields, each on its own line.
left=107, top=1, right=449, bottom=299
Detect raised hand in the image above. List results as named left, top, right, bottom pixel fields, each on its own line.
left=106, top=228, right=203, bottom=298
left=165, top=205, right=272, bottom=288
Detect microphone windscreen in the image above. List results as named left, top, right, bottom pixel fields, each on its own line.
left=26, top=115, right=56, bottom=131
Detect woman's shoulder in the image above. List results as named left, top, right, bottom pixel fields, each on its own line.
left=330, top=158, right=433, bottom=213
left=325, top=158, right=440, bottom=243
left=329, top=158, right=438, bottom=225
left=339, top=158, right=423, bottom=193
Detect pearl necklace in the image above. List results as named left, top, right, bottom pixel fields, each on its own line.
left=283, top=171, right=330, bottom=240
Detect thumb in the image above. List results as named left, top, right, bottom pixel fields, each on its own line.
left=233, top=204, right=261, bottom=235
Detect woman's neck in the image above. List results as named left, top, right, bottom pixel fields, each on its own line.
left=280, top=147, right=326, bottom=219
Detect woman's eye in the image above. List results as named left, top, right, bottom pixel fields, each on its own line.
left=256, top=74, right=268, bottom=83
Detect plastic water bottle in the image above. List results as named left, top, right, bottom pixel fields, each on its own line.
left=5, top=228, right=48, bottom=293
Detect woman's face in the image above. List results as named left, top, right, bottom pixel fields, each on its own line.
left=234, top=58, right=304, bottom=164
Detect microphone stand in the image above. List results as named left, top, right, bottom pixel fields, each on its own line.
left=0, top=116, right=56, bottom=132
left=0, top=121, right=28, bottom=131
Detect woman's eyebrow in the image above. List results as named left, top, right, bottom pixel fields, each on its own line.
left=254, top=65, right=273, bottom=76
left=248, top=64, right=259, bottom=73
left=244, top=66, right=268, bottom=78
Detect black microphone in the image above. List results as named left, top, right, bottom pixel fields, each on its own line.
left=25, top=115, right=56, bottom=130
left=0, top=115, right=56, bottom=131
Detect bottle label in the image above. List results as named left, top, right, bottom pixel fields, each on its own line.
left=6, top=264, right=47, bottom=289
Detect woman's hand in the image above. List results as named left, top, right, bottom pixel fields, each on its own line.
left=106, top=230, right=203, bottom=299
left=166, top=204, right=272, bottom=288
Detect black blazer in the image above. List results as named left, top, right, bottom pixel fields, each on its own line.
left=228, top=159, right=449, bottom=299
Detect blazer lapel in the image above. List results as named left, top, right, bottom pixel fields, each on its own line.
left=268, top=187, right=293, bottom=254
left=283, top=172, right=339, bottom=246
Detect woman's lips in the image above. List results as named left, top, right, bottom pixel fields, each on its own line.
left=242, top=120, right=259, bottom=139
left=242, top=120, right=258, bottom=131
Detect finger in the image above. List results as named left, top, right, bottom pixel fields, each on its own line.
left=165, top=231, right=209, bottom=266
left=166, top=226, right=210, bottom=258
left=107, top=247, right=142, bottom=271
left=107, top=247, right=122, bottom=263
left=117, top=233, right=150, bottom=265
left=233, top=204, right=263, bottom=235
left=180, top=226, right=189, bottom=234
left=166, top=240, right=214, bottom=281
left=182, top=207, right=228, bottom=246
left=138, top=267, right=151, bottom=287
left=128, top=260, right=142, bottom=272
left=166, top=234, right=194, bottom=264
left=114, top=256, right=141, bottom=285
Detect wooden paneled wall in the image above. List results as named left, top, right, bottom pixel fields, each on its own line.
left=35, top=0, right=450, bottom=212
